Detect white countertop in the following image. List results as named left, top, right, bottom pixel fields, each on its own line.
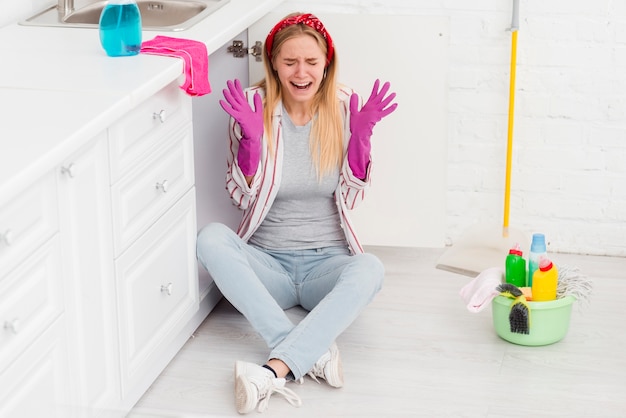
left=0, top=0, right=283, bottom=200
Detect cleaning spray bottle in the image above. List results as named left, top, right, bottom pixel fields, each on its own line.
left=532, top=256, right=558, bottom=301
left=99, top=0, right=142, bottom=57
left=505, top=243, right=526, bottom=287
left=528, top=233, right=547, bottom=287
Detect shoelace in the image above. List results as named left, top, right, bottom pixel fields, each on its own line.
left=306, top=358, right=328, bottom=384
left=257, top=378, right=302, bottom=412
left=306, top=372, right=322, bottom=384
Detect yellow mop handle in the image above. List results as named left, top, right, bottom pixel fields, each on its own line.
left=503, top=0, right=519, bottom=237
left=503, top=30, right=517, bottom=234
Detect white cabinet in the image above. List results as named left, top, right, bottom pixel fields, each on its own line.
left=249, top=13, right=449, bottom=248
left=108, top=81, right=199, bottom=409
left=0, top=235, right=64, bottom=373
left=0, top=317, right=70, bottom=418
left=0, top=173, right=70, bottom=418
left=110, top=117, right=195, bottom=255
left=0, top=4, right=298, bottom=416
left=0, top=172, right=58, bottom=275
left=0, top=80, right=206, bottom=417
left=115, top=189, right=198, bottom=404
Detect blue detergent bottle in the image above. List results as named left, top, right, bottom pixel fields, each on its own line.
left=528, top=233, right=547, bottom=287
left=99, top=0, right=142, bottom=57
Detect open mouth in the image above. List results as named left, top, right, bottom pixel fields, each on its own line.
left=291, top=81, right=312, bottom=90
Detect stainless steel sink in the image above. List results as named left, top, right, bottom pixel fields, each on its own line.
left=21, top=0, right=229, bottom=31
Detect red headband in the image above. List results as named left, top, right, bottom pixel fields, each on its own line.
left=265, top=13, right=335, bottom=66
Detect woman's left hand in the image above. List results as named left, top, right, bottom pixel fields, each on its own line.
left=347, top=79, right=398, bottom=179
left=349, top=79, right=398, bottom=140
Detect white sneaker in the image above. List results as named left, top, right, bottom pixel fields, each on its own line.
left=234, top=361, right=302, bottom=414
left=307, top=342, right=344, bottom=388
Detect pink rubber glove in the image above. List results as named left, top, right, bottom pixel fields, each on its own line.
left=219, top=79, right=264, bottom=176
left=348, top=79, right=398, bottom=179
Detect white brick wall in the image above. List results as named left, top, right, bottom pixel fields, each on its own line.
left=277, top=0, right=626, bottom=256
left=3, top=0, right=625, bottom=256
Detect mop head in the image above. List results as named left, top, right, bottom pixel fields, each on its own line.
left=556, top=263, right=593, bottom=309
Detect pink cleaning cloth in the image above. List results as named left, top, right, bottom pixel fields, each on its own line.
left=459, top=267, right=503, bottom=313
left=141, top=35, right=211, bottom=97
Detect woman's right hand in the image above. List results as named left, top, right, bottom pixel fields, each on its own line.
left=219, top=79, right=264, bottom=176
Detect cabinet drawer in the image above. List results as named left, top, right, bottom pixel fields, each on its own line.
left=115, top=189, right=198, bottom=396
left=0, top=316, right=69, bottom=418
left=0, top=235, right=64, bottom=374
left=0, top=173, right=58, bottom=275
left=108, top=82, right=192, bottom=183
left=111, top=125, right=194, bottom=255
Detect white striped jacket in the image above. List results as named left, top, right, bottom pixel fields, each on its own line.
left=224, top=84, right=371, bottom=255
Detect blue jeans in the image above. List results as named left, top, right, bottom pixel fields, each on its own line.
left=196, top=222, right=384, bottom=380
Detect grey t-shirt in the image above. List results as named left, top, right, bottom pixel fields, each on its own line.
left=248, top=109, right=347, bottom=250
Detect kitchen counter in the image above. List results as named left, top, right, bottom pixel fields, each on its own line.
left=0, top=0, right=284, bottom=201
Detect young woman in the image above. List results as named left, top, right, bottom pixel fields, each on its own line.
left=196, top=12, right=397, bottom=414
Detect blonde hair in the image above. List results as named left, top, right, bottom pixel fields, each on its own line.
left=256, top=15, right=344, bottom=177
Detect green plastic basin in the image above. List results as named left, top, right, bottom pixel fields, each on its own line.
left=492, top=295, right=576, bottom=346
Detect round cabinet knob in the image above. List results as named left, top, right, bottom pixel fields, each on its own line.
left=61, top=163, right=76, bottom=178
left=156, top=180, right=169, bottom=193
left=153, top=109, right=167, bottom=123
left=161, top=283, right=173, bottom=296
left=1, top=229, right=14, bottom=246
left=4, top=318, right=20, bottom=334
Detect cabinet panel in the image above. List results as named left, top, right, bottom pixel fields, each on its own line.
left=250, top=14, right=449, bottom=247
left=0, top=234, right=63, bottom=374
left=0, top=172, right=58, bottom=275
left=108, top=82, right=191, bottom=183
left=0, top=317, right=69, bottom=418
left=115, top=188, right=198, bottom=397
left=111, top=124, right=194, bottom=255
left=57, top=133, right=120, bottom=409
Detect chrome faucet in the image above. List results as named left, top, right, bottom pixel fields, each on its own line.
left=58, top=0, right=75, bottom=16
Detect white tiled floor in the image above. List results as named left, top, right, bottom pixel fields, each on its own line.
left=130, top=246, right=626, bottom=417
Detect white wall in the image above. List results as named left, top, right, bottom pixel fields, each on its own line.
left=3, top=0, right=625, bottom=256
